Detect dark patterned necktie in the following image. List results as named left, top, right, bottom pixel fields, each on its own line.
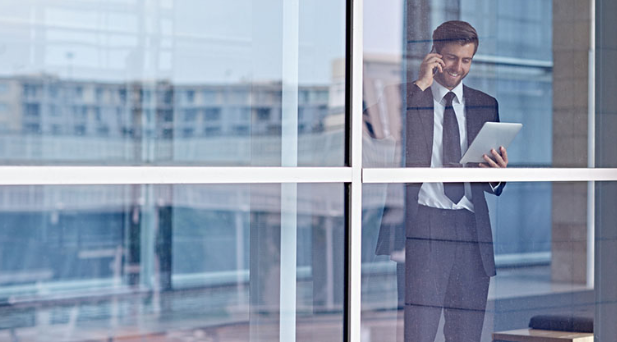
left=442, top=92, right=464, bottom=204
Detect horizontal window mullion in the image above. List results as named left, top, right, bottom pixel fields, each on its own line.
left=0, top=167, right=352, bottom=185
left=363, top=168, right=617, bottom=183
left=1, top=167, right=615, bottom=185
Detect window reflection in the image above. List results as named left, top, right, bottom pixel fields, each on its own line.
left=0, top=76, right=343, bottom=165
left=0, top=184, right=345, bottom=341
left=0, top=0, right=346, bottom=166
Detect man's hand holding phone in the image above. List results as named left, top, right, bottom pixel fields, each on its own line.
left=414, top=50, right=445, bottom=91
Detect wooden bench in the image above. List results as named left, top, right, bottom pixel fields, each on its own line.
left=492, top=328, right=593, bottom=342
left=493, top=314, right=593, bottom=342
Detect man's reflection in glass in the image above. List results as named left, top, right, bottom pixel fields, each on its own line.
left=404, top=21, right=508, bottom=342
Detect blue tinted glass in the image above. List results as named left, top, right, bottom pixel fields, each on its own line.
left=0, top=1, right=346, bottom=166
left=362, top=181, right=603, bottom=341
left=0, top=184, right=345, bottom=341
left=363, top=0, right=593, bottom=168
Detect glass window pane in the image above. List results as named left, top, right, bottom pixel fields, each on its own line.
left=362, top=181, right=616, bottom=341
left=0, top=183, right=345, bottom=341
left=363, top=0, right=595, bottom=168
left=0, top=1, right=346, bottom=166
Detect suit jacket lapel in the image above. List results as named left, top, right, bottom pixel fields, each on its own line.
left=415, top=90, right=434, bottom=161
left=405, top=84, right=435, bottom=166
left=463, top=85, right=484, bottom=147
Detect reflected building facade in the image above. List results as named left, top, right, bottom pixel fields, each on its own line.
left=0, top=75, right=341, bottom=165
left=0, top=72, right=347, bottom=339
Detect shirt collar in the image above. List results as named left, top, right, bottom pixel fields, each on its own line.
left=430, top=80, right=464, bottom=105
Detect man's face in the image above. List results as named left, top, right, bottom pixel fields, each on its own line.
left=434, top=42, right=475, bottom=90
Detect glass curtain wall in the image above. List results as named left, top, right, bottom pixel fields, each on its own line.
left=1, top=0, right=617, bottom=341
left=361, top=0, right=617, bottom=341
left=0, top=184, right=346, bottom=341
left=0, top=0, right=348, bottom=341
left=0, top=0, right=346, bottom=166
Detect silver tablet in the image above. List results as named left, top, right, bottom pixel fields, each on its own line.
left=460, top=122, right=522, bottom=164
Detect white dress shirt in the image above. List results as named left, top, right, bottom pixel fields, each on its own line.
left=417, top=81, right=475, bottom=212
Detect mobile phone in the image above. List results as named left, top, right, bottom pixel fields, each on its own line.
left=431, top=45, right=438, bottom=75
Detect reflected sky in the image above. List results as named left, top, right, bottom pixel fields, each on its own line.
left=0, top=0, right=346, bottom=84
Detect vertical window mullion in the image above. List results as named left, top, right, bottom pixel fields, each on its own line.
left=280, top=0, right=300, bottom=339
left=347, top=0, right=364, bottom=341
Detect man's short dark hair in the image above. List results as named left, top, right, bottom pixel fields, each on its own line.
left=432, top=20, right=479, bottom=55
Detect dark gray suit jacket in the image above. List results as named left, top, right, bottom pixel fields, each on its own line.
left=404, top=83, right=504, bottom=277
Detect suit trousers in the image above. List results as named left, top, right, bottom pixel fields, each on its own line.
left=404, top=205, right=490, bottom=342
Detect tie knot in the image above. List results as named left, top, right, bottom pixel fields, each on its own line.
left=444, top=92, right=456, bottom=106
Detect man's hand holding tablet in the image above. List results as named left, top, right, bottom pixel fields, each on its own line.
left=459, top=122, right=522, bottom=167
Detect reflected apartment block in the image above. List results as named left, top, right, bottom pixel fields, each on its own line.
left=0, top=75, right=337, bottom=164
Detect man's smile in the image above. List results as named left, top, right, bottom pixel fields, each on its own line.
left=432, top=42, right=475, bottom=89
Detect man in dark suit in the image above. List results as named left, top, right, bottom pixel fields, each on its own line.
left=403, top=21, right=508, bottom=342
